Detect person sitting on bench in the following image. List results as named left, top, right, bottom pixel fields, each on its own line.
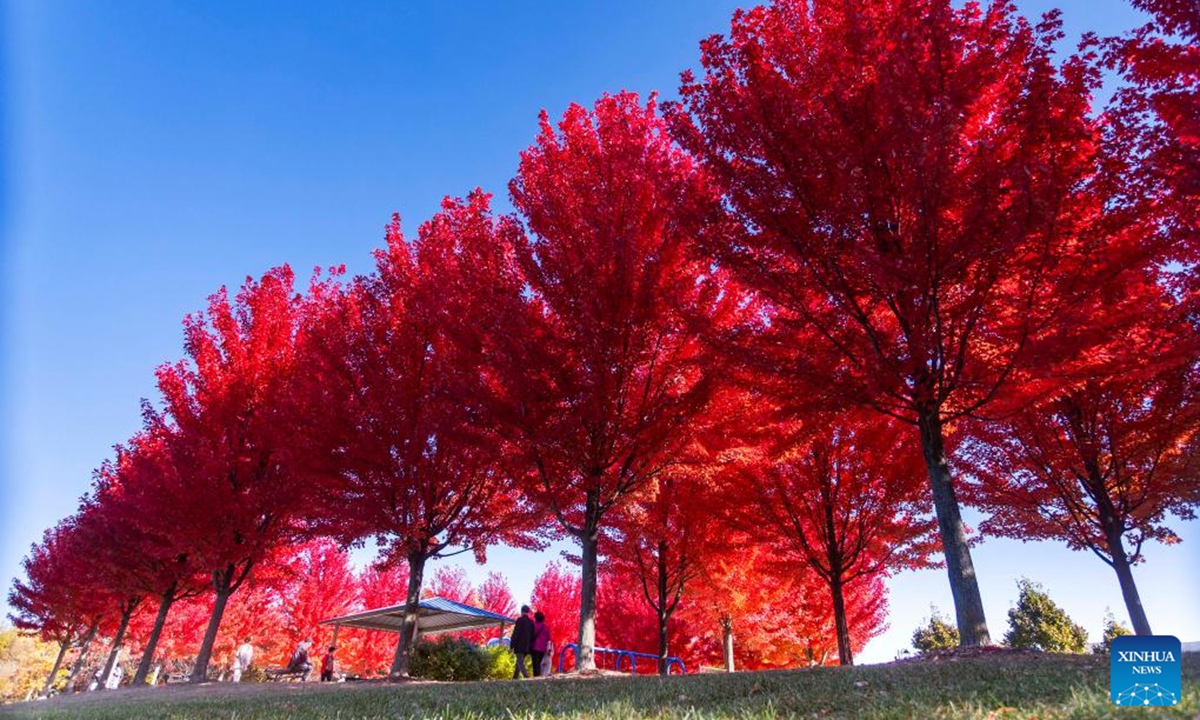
left=285, top=639, right=313, bottom=681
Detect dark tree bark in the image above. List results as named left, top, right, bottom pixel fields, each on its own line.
left=41, top=639, right=69, bottom=697
left=918, top=411, right=990, bottom=647
left=829, top=576, right=854, bottom=666
left=657, top=544, right=670, bottom=675
left=65, top=621, right=98, bottom=693
left=134, top=587, right=176, bottom=685
left=1104, top=522, right=1153, bottom=635
left=99, top=599, right=139, bottom=688
left=577, top=525, right=599, bottom=672
left=390, top=551, right=428, bottom=679
left=191, top=584, right=231, bottom=682
left=192, top=562, right=252, bottom=683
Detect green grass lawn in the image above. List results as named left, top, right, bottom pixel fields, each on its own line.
left=3, top=651, right=1197, bottom=719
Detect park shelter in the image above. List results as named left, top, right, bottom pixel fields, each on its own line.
left=320, top=596, right=514, bottom=641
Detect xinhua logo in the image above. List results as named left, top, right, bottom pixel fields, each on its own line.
left=1110, top=635, right=1181, bottom=706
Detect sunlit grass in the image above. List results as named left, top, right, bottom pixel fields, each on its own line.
left=2, top=652, right=1196, bottom=719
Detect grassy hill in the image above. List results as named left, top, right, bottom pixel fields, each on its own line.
left=2, top=650, right=1196, bottom=720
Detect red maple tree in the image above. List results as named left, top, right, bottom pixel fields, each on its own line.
left=671, top=543, right=887, bottom=671
left=343, top=563, right=410, bottom=677
left=294, top=193, right=538, bottom=677
left=477, top=571, right=516, bottom=620
left=530, top=562, right=580, bottom=670
left=7, top=519, right=108, bottom=696
left=1107, top=0, right=1200, bottom=312
left=423, top=566, right=477, bottom=605
left=274, top=540, right=358, bottom=661
left=730, top=410, right=935, bottom=665
left=603, top=442, right=725, bottom=673
left=966, top=327, right=1200, bottom=635
left=90, top=428, right=209, bottom=685
left=69, top=495, right=153, bottom=689
left=669, top=0, right=1154, bottom=646
left=505, top=91, right=741, bottom=670
left=152, top=265, right=309, bottom=681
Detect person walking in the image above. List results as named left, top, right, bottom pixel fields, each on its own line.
left=510, top=605, right=535, bottom=679
left=320, top=645, right=337, bottom=682
left=531, top=611, right=551, bottom=677
left=232, top=637, right=254, bottom=683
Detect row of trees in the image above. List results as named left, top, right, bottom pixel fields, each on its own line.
left=4, top=537, right=880, bottom=697
left=8, top=0, right=1199, bottom=692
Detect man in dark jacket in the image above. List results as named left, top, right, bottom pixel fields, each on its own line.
left=510, top=605, right=535, bottom=679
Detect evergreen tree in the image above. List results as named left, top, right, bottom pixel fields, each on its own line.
left=1094, top=611, right=1132, bottom=655
left=1004, top=580, right=1088, bottom=653
left=912, top=606, right=960, bottom=654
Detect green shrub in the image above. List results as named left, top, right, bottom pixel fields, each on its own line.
left=483, top=644, right=515, bottom=680
left=409, top=637, right=489, bottom=681
left=1004, top=578, right=1089, bottom=653
left=912, top=605, right=959, bottom=654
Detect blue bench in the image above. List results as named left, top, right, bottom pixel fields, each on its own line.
left=556, top=642, right=685, bottom=675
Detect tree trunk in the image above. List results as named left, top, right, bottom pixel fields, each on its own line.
left=191, top=583, right=232, bottom=683
left=823, top=498, right=853, bottom=666
left=41, top=639, right=69, bottom=697
left=1091, top=475, right=1154, bottom=637
left=577, top=525, right=599, bottom=672
left=656, top=616, right=670, bottom=675
left=65, top=622, right=98, bottom=692
left=657, top=543, right=670, bottom=675
left=100, top=601, right=137, bottom=688
left=390, top=551, right=427, bottom=679
left=721, top=614, right=735, bottom=672
left=917, top=411, right=991, bottom=647
left=134, top=589, right=176, bottom=685
left=830, top=575, right=854, bottom=666
left=1106, top=527, right=1153, bottom=635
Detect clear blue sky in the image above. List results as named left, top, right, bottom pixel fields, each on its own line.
left=3, top=0, right=1194, bottom=665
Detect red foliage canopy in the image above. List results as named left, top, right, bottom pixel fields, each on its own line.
left=7, top=515, right=109, bottom=693
left=967, top=328, right=1200, bottom=635
left=731, top=410, right=935, bottom=664
left=669, top=0, right=1156, bottom=646
left=505, top=91, right=742, bottom=669
left=152, top=265, right=309, bottom=681
left=294, top=193, right=537, bottom=676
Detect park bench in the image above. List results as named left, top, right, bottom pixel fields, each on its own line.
left=557, top=642, right=686, bottom=675
left=264, top=667, right=309, bottom=682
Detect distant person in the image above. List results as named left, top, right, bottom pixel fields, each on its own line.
left=233, top=637, right=254, bottom=683
left=320, top=645, right=337, bottom=682
left=286, top=639, right=313, bottom=681
left=532, top=611, right=552, bottom=677
left=510, top=605, right=535, bottom=679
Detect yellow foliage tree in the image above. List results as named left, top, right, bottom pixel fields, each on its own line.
left=0, top=627, right=65, bottom=701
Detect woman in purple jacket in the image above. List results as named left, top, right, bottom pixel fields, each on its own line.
left=531, top=611, right=551, bottom=677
